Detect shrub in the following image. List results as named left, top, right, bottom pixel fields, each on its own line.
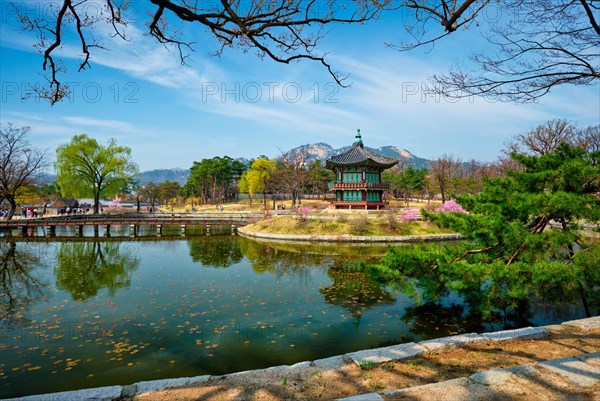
left=438, top=199, right=466, bottom=213
left=349, top=216, right=370, bottom=235
left=399, top=208, right=420, bottom=223
left=293, top=205, right=311, bottom=223
left=385, top=209, right=399, bottom=231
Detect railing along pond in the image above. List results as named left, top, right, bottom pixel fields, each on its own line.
left=0, top=213, right=262, bottom=237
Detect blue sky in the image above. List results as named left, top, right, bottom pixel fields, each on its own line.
left=1, top=1, right=598, bottom=171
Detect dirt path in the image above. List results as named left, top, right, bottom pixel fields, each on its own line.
left=130, top=324, right=600, bottom=401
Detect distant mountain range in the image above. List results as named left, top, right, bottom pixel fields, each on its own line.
left=285, top=142, right=430, bottom=169
left=121, top=143, right=431, bottom=185
left=41, top=144, right=430, bottom=186
left=137, top=168, right=190, bottom=186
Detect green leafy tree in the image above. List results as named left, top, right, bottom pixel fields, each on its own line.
left=384, top=166, right=428, bottom=205
left=237, top=172, right=251, bottom=205
left=370, top=143, right=600, bottom=319
left=183, top=156, right=246, bottom=205
left=139, top=182, right=160, bottom=211
left=55, top=135, right=138, bottom=214
left=245, top=157, right=277, bottom=209
left=158, top=181, right=181, bottom=211
left=307, top=159, right=335, bottom=199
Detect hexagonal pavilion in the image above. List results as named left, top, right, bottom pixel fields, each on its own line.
left=326, top=130, right=399, bottom=209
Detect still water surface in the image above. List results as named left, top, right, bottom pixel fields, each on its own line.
left=0, top=229, right=587, bottom=398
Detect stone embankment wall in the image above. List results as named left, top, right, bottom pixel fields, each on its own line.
left=238, top=226, right=463, bottom=243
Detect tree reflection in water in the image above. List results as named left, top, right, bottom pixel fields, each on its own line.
left=321, top=261, right=395, bottom=327
left=0, top=241, right=47, bottom=326
left=54, top=241, right=140, bottom=300
left=237, top=238, right=326, bottom=283
left=238, top=239, right=393, bottom=326
left=187, top=236, right=243, bottom=267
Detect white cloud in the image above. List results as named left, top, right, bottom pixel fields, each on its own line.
left=62, top=116, right=137, bottom=132
left=1, top=12, right=222, bottom=90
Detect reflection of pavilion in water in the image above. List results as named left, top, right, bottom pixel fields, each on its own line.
left=320, top=265, right=395, bottom=327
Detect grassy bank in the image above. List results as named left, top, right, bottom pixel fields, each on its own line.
left=245, top=215, right=454, bottom=237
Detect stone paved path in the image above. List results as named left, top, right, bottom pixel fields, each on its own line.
left=339, top=351, right=600, bottom=401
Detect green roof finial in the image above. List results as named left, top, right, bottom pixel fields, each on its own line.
left=353, top=129, right=363, bottom=147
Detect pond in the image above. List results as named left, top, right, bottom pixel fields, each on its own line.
left=0, top=229, right=589, bottom=398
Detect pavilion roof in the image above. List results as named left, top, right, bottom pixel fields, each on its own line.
left=326, top=131, right=399, bottom=169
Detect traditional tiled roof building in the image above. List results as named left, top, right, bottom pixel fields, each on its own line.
left=326, top=130, right=399, bottom=209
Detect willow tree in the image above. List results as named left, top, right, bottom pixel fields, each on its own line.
left=55, top=135, right=138, bottom=213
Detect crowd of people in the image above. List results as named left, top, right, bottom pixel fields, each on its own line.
left=0, top=209, right=10, bottom=219
left=0, top=205, right=102, bottom=220
left=55, top=206, right=93, bottom=215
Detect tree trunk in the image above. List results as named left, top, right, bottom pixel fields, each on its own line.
left=7, top=197, right=16, bottom=220
left=579, top=286, right=591, bottom=318
left=94, top=192, right=100, bottom=214
left=136, top=195, right=140, bottom=212
left=212, top=176, right=218, bottom=206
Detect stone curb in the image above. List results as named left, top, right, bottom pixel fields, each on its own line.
left=238, top=226, right=463, bottom=243
left=481, top=326, right=550, bottom=342
left=337, top=392, right=386, bottom=401
left=131, top=375, right=212, bottom=396
left=419, top=333, right=486, bottom=352
left=346, top=342, right=427, bottom=365
left=3, top=386, right=123, bottom=401
left=561, top=316, right=600, bottom=330
left=7, top=317, right=598, bottom=400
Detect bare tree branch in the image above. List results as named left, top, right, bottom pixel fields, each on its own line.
left=0, top=124, right=48, bottom=220
left=424, top=0, right=600, bottom=102
left=11, top=0, right=599, bottom=104
left=13, top=0, right=389, bottom=104
left=388, top=0, right=490, bottom=51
